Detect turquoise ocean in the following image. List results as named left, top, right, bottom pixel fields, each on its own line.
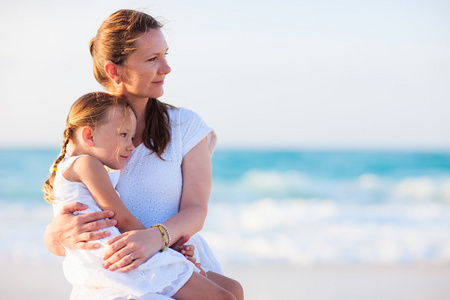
left=1, top=148, right=450, bottom=267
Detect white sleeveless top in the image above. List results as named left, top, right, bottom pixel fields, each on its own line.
left=116, top=107, right=222, bottom=274
left=52, top=155, right=196, bottom=300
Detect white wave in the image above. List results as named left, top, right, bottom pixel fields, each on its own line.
left=440, top=178, right=450, bottom=202
left=3, top=194, right=450, bottom=268
left=206, top=170, right=450, bottom=265
left=392, top=177, right=438, bottom=201
left=203, top=198, right=450, bottom=266
left=212, top=170, right=450, bottom=204
left=0, top=202, right=61, bottom=267
left=356, top=173, right=381, bottom=190
left=240, top=170, right=311, bottom=194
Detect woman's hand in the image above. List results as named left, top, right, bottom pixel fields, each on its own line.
left=102, top=227, right=165, bottom=272
left=44, top=202, right=117, bottom=255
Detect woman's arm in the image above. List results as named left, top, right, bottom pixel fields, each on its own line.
left=102, top=137, right=211, bottom=272
left=44, top=202, right=117, bottom=256
left=163, top=137, right=211, bottom=241
left=72, top=156, right=146, bottom=233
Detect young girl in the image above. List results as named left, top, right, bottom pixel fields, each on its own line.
left=43, top=92, right=237, bottom=300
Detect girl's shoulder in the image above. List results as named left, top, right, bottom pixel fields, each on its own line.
left=62, top=155, right=103, bottom=182
left=71, top=155, right=104, bottom=173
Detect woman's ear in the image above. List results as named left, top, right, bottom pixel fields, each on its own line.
left=105, top=61, right=122, bottom=84
left=81, top=126, right=95, bottom=147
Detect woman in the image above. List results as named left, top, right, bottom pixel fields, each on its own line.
left=44, top=9, right=242, bottom=299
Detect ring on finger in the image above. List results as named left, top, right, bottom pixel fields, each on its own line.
left=128, top=254, right=135, bottom=261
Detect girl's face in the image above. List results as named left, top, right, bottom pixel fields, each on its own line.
left=120, top=29, right=171, bottom=101
left=91, top=107, right=137, bottom=170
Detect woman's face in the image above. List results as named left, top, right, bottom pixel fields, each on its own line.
left=120, top=29, right=171, bottom=100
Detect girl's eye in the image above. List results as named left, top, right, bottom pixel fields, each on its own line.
left=120, top=133, right=127, bottom=138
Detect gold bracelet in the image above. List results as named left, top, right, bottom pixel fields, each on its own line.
left=158, top=223, right=171, bottom=247
left=151, top=225, right=167, bottom=251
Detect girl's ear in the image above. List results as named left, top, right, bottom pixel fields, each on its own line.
left=81, top=126, right=95, bottom=147
left=104, top=61, right=122, bottom=84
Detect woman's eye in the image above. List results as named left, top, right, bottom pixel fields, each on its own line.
left=147, top=57, right=157, bottom=62
left=164, top=52, right=169, bottom=57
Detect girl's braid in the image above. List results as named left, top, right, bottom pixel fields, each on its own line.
left=42, top=128, right=72, bottom=203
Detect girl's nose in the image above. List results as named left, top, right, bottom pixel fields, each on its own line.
left=127, top=142, right=135, bottom=152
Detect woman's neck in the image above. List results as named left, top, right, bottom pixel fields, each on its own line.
left=109, top=88, right=148, bottom=145
left=128, top=97, right=147, bottom=119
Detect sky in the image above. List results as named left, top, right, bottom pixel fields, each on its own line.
left=0, top=0, right=449, bottom=150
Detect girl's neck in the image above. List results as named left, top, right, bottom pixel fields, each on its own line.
left=68, top=142, right=89, bottom=158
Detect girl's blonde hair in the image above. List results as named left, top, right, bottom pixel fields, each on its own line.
left=42, top=92, right=136, bottom=203
left=90, top=9, right=172, bottom=159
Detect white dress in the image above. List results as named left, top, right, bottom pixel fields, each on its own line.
left=53, top=155, right=196, bottom=300
left=116, top=107, right=223, bottom=275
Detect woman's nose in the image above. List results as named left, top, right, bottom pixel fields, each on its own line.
left=159, top=58, right=171, bottom=75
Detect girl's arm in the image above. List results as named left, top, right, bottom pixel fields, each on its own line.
left=44, top=154, right=147, bottom=256
left=71, top=155, right=147, bottom=233
left=102, top=137, right=211, bottom=272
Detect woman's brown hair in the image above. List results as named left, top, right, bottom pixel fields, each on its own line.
left=42, top=92, right=135, bottom=203
left=89, top=9, right=172, bottom=158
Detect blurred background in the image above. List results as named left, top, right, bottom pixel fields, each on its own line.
left=1, top=0, right=449, bottom=299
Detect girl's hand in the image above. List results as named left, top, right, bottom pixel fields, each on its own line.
left=171, top=234, right=195, bottom=260
left=196, top=262, right=207, bottom=277
left=170, top=235, right=205, bottom=276
left=102, top=227, right=164, bottom=273
left=45, top=202, right=117, bottom=255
